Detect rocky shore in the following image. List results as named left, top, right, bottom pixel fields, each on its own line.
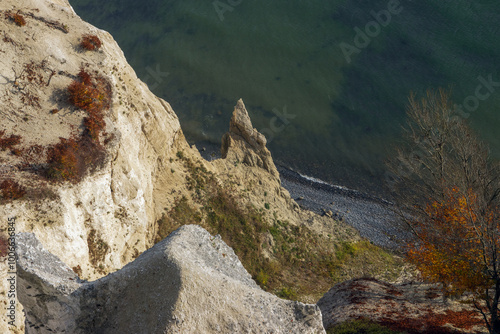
left=277, top=166, right=411, bottom=250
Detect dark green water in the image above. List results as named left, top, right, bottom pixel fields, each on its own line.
left=69, top=0, right=500, bottom=194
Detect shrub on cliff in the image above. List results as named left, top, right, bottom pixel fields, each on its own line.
left=0, top=131, right=22, bottom=150
left=45, top=69, right=110, bottom=183
left=67, top=68, right=111, bottom=143
left=68, top=69, right=106, bottom=113
left=45, top=134, right=105, bottom=183
left=80, top=34, right=102, bottom=51
left=46, top=137, right=80, bottom=181
left=5, top=11, right=26, bottom=27
left=0, top=179, right=26, bottom=200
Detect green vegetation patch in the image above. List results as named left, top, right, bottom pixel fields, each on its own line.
left=327, top=319, right=404, bottom=334
left=155, top=196, right=202, bottom=243
left=329, top=240, right=405, bottom=284
left=264, top=220, right=406, bottom=301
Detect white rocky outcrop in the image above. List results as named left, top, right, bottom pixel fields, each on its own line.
left=16, top=225, right=326, bottom=334
left=0, top=0, right=187, bottom=280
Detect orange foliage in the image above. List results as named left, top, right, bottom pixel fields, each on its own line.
left=5, top=11, right=26, bottom=27
left=67, top=68, right=111, bottom=143
left=407, top=187, right=497, bottom=295
left=45, top=136, right=105, bottom=182
left=46, top=137, right=80, bottom=181
left=45, top=68, right=110, bottom=182
left=83, top=113, right=105, bottom=141
left=68, top=69, right=106, bottom=113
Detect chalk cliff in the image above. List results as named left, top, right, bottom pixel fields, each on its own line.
left=0, top=0, right=359, bottom=332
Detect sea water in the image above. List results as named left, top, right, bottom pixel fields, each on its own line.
left=69, top=0, right=500, bottom=195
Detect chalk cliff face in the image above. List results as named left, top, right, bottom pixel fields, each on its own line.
left=16, top=226, right=326, bottom=334
left=0, top=0, right=197, bottom=330
left=0, top=0, right=188, bottom=281
left=0, top=0, right=356, bottom=332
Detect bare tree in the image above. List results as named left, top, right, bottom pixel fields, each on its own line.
left=388, top=88, right=500, bottom=333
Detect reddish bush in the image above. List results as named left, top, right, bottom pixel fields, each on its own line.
left=68, top=79, right=100, bottom=112
left=67, top=69, right=111, bottom=143
left=46, top=137, right=80, bottom=181
left=77, top=68, right=92, bottom=85
left=45, top=135, right=105, bottom=182
left=1, top=179, right=26, bottom=200
left=5, top=11, right=26, bottom=27
left=0, top=131, right=22, bottom=150
left=68, top=69, right=108, bottom=113
left=44, top=69, right=110, bottom=183
left=80, top=34, right=102, bottom=51
left=83, top=113, right=105, bottom=141
left=0, top=234, right=7, bottom=257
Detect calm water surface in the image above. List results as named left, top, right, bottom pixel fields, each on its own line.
left=69, top=0, right=500, bottom=195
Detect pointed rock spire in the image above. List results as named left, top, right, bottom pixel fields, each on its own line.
left=221, top=99, right=279, bottom=178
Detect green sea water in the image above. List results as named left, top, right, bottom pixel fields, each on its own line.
left=69, top=0, right=500, bottom=194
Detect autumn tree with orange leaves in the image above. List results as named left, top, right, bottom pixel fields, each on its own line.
left=388, top=89, right=500, bottom=334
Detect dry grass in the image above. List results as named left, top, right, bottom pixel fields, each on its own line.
left=87, top=228, right=109, bottom=274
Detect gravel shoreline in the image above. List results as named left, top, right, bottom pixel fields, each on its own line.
left=277, top=165, right=411, bottom=250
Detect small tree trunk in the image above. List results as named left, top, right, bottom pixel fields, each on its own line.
left=491, top=281, right=500, bottom=334
left=492, top=318, right=500, bottom=334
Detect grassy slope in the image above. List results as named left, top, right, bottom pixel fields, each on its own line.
left=155, top=152, right=407, bottom=302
